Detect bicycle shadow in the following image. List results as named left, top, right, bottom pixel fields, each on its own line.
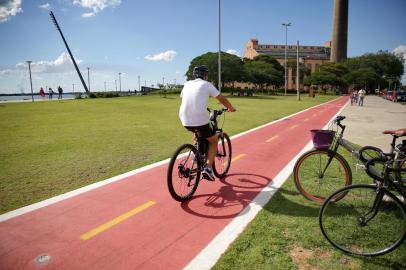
left=180, top=173, right=272, bottom=219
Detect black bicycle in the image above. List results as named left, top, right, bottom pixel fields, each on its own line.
left=167, top=108, right=232, bottom=202
left=319, top=129, right=406, bottom=256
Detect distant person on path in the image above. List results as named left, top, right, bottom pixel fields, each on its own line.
left=179, top=65, right=235, bottom=181
left=57, top=86, right=63, bottom=99
left=39, top=87, right=45, bottom=98
left=358, top=88, right=366, bottom=106
left=48, top=88, right=54, bottom=100
left=350, top=89, right=358, bottom=106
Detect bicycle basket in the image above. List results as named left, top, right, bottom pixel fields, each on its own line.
left=310, top=129, right=336, bottom=150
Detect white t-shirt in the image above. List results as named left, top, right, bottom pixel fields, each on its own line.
left=179, top=78, right=220, bottom=126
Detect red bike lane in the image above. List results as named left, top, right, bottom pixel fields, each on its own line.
left=0, top=96, right=348, bottom=270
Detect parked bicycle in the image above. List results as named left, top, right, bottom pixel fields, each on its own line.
left=319, top=129, right=406, bottom=256
left=293, top=116, right=406, bottom=202
left=167, top=108, right=232, bottom=202
left=293, top=116, right=356, bottom=202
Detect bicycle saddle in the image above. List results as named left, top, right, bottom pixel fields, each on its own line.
left=382, top=129, right=406, bottom=136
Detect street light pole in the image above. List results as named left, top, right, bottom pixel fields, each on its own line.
left=26, top=61, right=34, bottom=102
left=87, top=67, right=90, bottom=92
left=138, top=75, right=141, bottom=92
left=282, top=22, right=291, bottom=96
left=218, top=0, right=222, bottom=93
left=118, top=72, right=122, bottom=92
left=296, top=40, right=300, bottom=101
left=72, top=83, right=75, bottom=94
left=115, top=79, right=117, bottom=92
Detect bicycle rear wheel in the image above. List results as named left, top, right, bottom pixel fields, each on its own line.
left=319, top=184, right=406, bottom=256
left=167, top=144, right=201, bottom=202
left=213, top=132, right=232, bottom=178
left=293, top=149, right=352, bottom=202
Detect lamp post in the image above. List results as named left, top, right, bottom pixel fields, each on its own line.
left=115, top=79, right=117, bottom=92
left=296, top=40, right=300, bottom=101
left=218, top=0, right=222, bottom=93
left=87, top=67, right=90, bottom=92
left=72, top=83, right=75, bottom=94
left=118, top=72, right=122, bottom=92
left=282, top=22, right=292, bottom=96
left=26, top=61, right=34, bottom=102
left=138, top=75, right=141, bottom=92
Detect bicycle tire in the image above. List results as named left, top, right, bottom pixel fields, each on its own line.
left=293, top=149, right=352, bottom=202
left=319, top=184, right=406, bottom=256
left=167, top=144, right=201, bottom=202
left=359, top=146, right=384, bottom=163
left=213, top=133, right=232, bottom=178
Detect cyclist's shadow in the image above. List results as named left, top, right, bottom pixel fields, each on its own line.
left=180, top=173, right=271, bottom=219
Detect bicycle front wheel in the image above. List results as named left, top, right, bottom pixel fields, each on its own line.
left=293, top=149, right=352, bottom=202
left=319, top=184, right=406, bottom=256
left=167, top=144, right=201, bottom=202
left=213, top=132, right=232, bottom=178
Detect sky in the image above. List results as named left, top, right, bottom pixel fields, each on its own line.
left=0, top=0, right=405, bottom=94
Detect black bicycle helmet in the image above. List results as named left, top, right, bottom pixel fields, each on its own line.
left=193, top=65, right=209, bottom=79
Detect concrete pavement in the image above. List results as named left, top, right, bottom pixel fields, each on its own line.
left=340, top=95, right=406, bottom=152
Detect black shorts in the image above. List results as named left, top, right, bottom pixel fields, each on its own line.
left=184, top=123, right=215, bottom=138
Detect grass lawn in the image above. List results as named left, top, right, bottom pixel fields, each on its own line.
left=0, top=94, right=334, bottom=213
left=213, top=148, right=406, bottom=270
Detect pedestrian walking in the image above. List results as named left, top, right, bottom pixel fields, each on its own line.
left=350, top=89, right=358, bottom=106
left=358, top=88, right=366, bottom=106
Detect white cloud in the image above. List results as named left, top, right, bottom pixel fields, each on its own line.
left=73, top=0, right=121, bottom=16
left=15, top=52, right=83, bottom=73
left=145, top=50, right=177, bottom=62
left=226, top=49, right=240, bottom=57
left=0, top=0, right=22, bottom=22
left=81, top=12, right=96, bottom=18
left=39, top=3, right=51, bottom=10
left=394, top=45, right=406, bottom=57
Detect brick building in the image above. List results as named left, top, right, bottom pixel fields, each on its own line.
left=243, top=39, right=331, bottom=89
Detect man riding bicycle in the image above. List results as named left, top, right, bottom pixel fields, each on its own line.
left=179, top=65, right=235, bottom=181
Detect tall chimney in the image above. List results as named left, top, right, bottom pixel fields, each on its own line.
left=330, top=0, right=348, bottom=62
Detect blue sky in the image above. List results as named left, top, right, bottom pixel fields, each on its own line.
left=0, top=0, right=405, bottom=94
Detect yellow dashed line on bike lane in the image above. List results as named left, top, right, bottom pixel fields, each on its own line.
left=289, top=124, right=300, bottom=129
left=266, top=135, right=279, bottom=143
left=80, top=200, right=156, bottom=240
left=231, top=154, right=246, bottom=163
left=303, top=118, right=310, bottom=122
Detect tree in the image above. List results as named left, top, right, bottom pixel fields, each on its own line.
left=244, top=61, right=283, bottom=89
left=186, top=52, right=245, bottom=88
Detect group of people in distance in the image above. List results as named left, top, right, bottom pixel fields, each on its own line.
left=39, top=86, right=64, bottom=100
left=350, top=88, right=366, bottom=106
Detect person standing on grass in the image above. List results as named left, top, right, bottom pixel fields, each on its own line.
left=358, top=88, right=366, bottom=106
left=48, top=87, right=54, bottom=100
left=179, top=65, right=236, bottom=181
left=39, top=87, right=45, bottom=98
left=58, top=86, right=63, bottom=100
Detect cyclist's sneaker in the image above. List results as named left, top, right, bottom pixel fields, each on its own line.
left=202, top=167, right=215, bottom=181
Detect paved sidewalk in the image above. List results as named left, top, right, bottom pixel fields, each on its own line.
left=340, top=95, right=406, bottom=152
